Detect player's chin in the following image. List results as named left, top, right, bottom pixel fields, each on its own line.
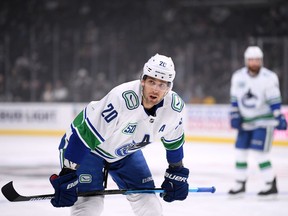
left=249, top=66, right=260, bottom=73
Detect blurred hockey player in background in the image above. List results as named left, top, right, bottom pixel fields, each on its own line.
left=49, top=53, right=189, bottom=215
left=228, top=46, right=287, bottom=197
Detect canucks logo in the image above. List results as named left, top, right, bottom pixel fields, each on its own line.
left=115, top=135, right=151, bottom=156
left=79, top=174, right=92, bottom=183
left=122, top=91, right=139, bottom=110
left=171, top=93, right=184, bottom=112
left=122, top=123, right=137, bottom=135
left=241, top=89, right=258, bottom=108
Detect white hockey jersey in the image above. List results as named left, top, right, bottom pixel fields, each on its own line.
left=66, top=80, right=185, bottom=163
left=230, top=67, right=282, bottom=130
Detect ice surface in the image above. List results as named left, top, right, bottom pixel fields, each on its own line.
left=0, top=136, right=287, bottom=216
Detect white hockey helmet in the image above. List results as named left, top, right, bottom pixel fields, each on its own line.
left=142, top=53, right=176, bottom=83
left=244, top=46, right=263, bottom=65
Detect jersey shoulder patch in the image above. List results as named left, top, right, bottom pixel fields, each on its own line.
left=122, top=90, right=140, bottom=110
left=171, top=93, right=184, bottom=113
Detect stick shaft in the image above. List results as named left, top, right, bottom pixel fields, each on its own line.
left=1, top=181, right=216, bottom=202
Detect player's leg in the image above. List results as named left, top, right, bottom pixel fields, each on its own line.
left=126, top=193, right=162, bottom=216
left=250, top=127, right=278, bottom=196
left=109, top=150, right=162, bottom=216
left=71, top=152, right=106, bottom=216
left=228, top=130, right=250, bottom=195
left=71, top=196, right=104, bottom=216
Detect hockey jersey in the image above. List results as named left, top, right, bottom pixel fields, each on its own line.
left=230, top=67, right=282, bottom=130
left=65, top=80, right=185, bottom=163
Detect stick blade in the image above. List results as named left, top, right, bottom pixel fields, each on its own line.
left=1, top=181, right=55, bottom=202
left=1, top=181, right=21, bottom=202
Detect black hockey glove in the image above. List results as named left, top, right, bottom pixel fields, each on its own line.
left=160, top=166, right=189, bottom=202
left=49, top=168, right=78, bottom=207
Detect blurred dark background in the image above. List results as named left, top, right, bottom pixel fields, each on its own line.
left=0, top=0, right=287, bottom=104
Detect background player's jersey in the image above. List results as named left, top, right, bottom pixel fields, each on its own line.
left=65, top=80, right=185, bottom=163
left=230, top=67, right=282, bottom=130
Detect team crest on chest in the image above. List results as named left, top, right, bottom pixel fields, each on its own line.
left=241, top=89, right=258, bottom=108
left=115, top=135, right=151, bottom=156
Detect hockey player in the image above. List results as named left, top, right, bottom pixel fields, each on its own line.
left=228, top=46, right=287, bottom=197
left=49, top=53, right=189, bottom=215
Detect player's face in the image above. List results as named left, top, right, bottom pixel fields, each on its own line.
left=247, top=58, right=262, bottom=75
left=141, top=77, right=170, bottom=109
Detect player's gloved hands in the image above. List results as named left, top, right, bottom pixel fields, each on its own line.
left=49, top=168, right=78, bottom=207
left=275, top=114, right=287, bottom=130
left=160, top=166, right=189, bottom=202
left=230, top=112, right=242, bottom=129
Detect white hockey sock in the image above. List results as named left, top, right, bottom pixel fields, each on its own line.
left=252, top=150, right=276, bottom=183
left=71, top=196, right=104, bottom=216
left=234, top=149, right=249, bottom=181
left=126, top=193, right=163, bottom=216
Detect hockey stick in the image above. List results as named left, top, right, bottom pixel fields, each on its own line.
left=1, top=181, right=216, bottom=202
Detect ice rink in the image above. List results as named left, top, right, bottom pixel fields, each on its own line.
left=0, top=136, right=287, bottom=216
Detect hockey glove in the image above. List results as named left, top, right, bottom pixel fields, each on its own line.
left=230, top=112, right=242, bottom=129
left=160, top=166, right=189, bottom=202
left=50, top=168, right=78, bottom=207
left=275, top=114, right=287, bottom=130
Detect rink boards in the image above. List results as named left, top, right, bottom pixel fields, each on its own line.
left=0, top=103, right=287, bottom=146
